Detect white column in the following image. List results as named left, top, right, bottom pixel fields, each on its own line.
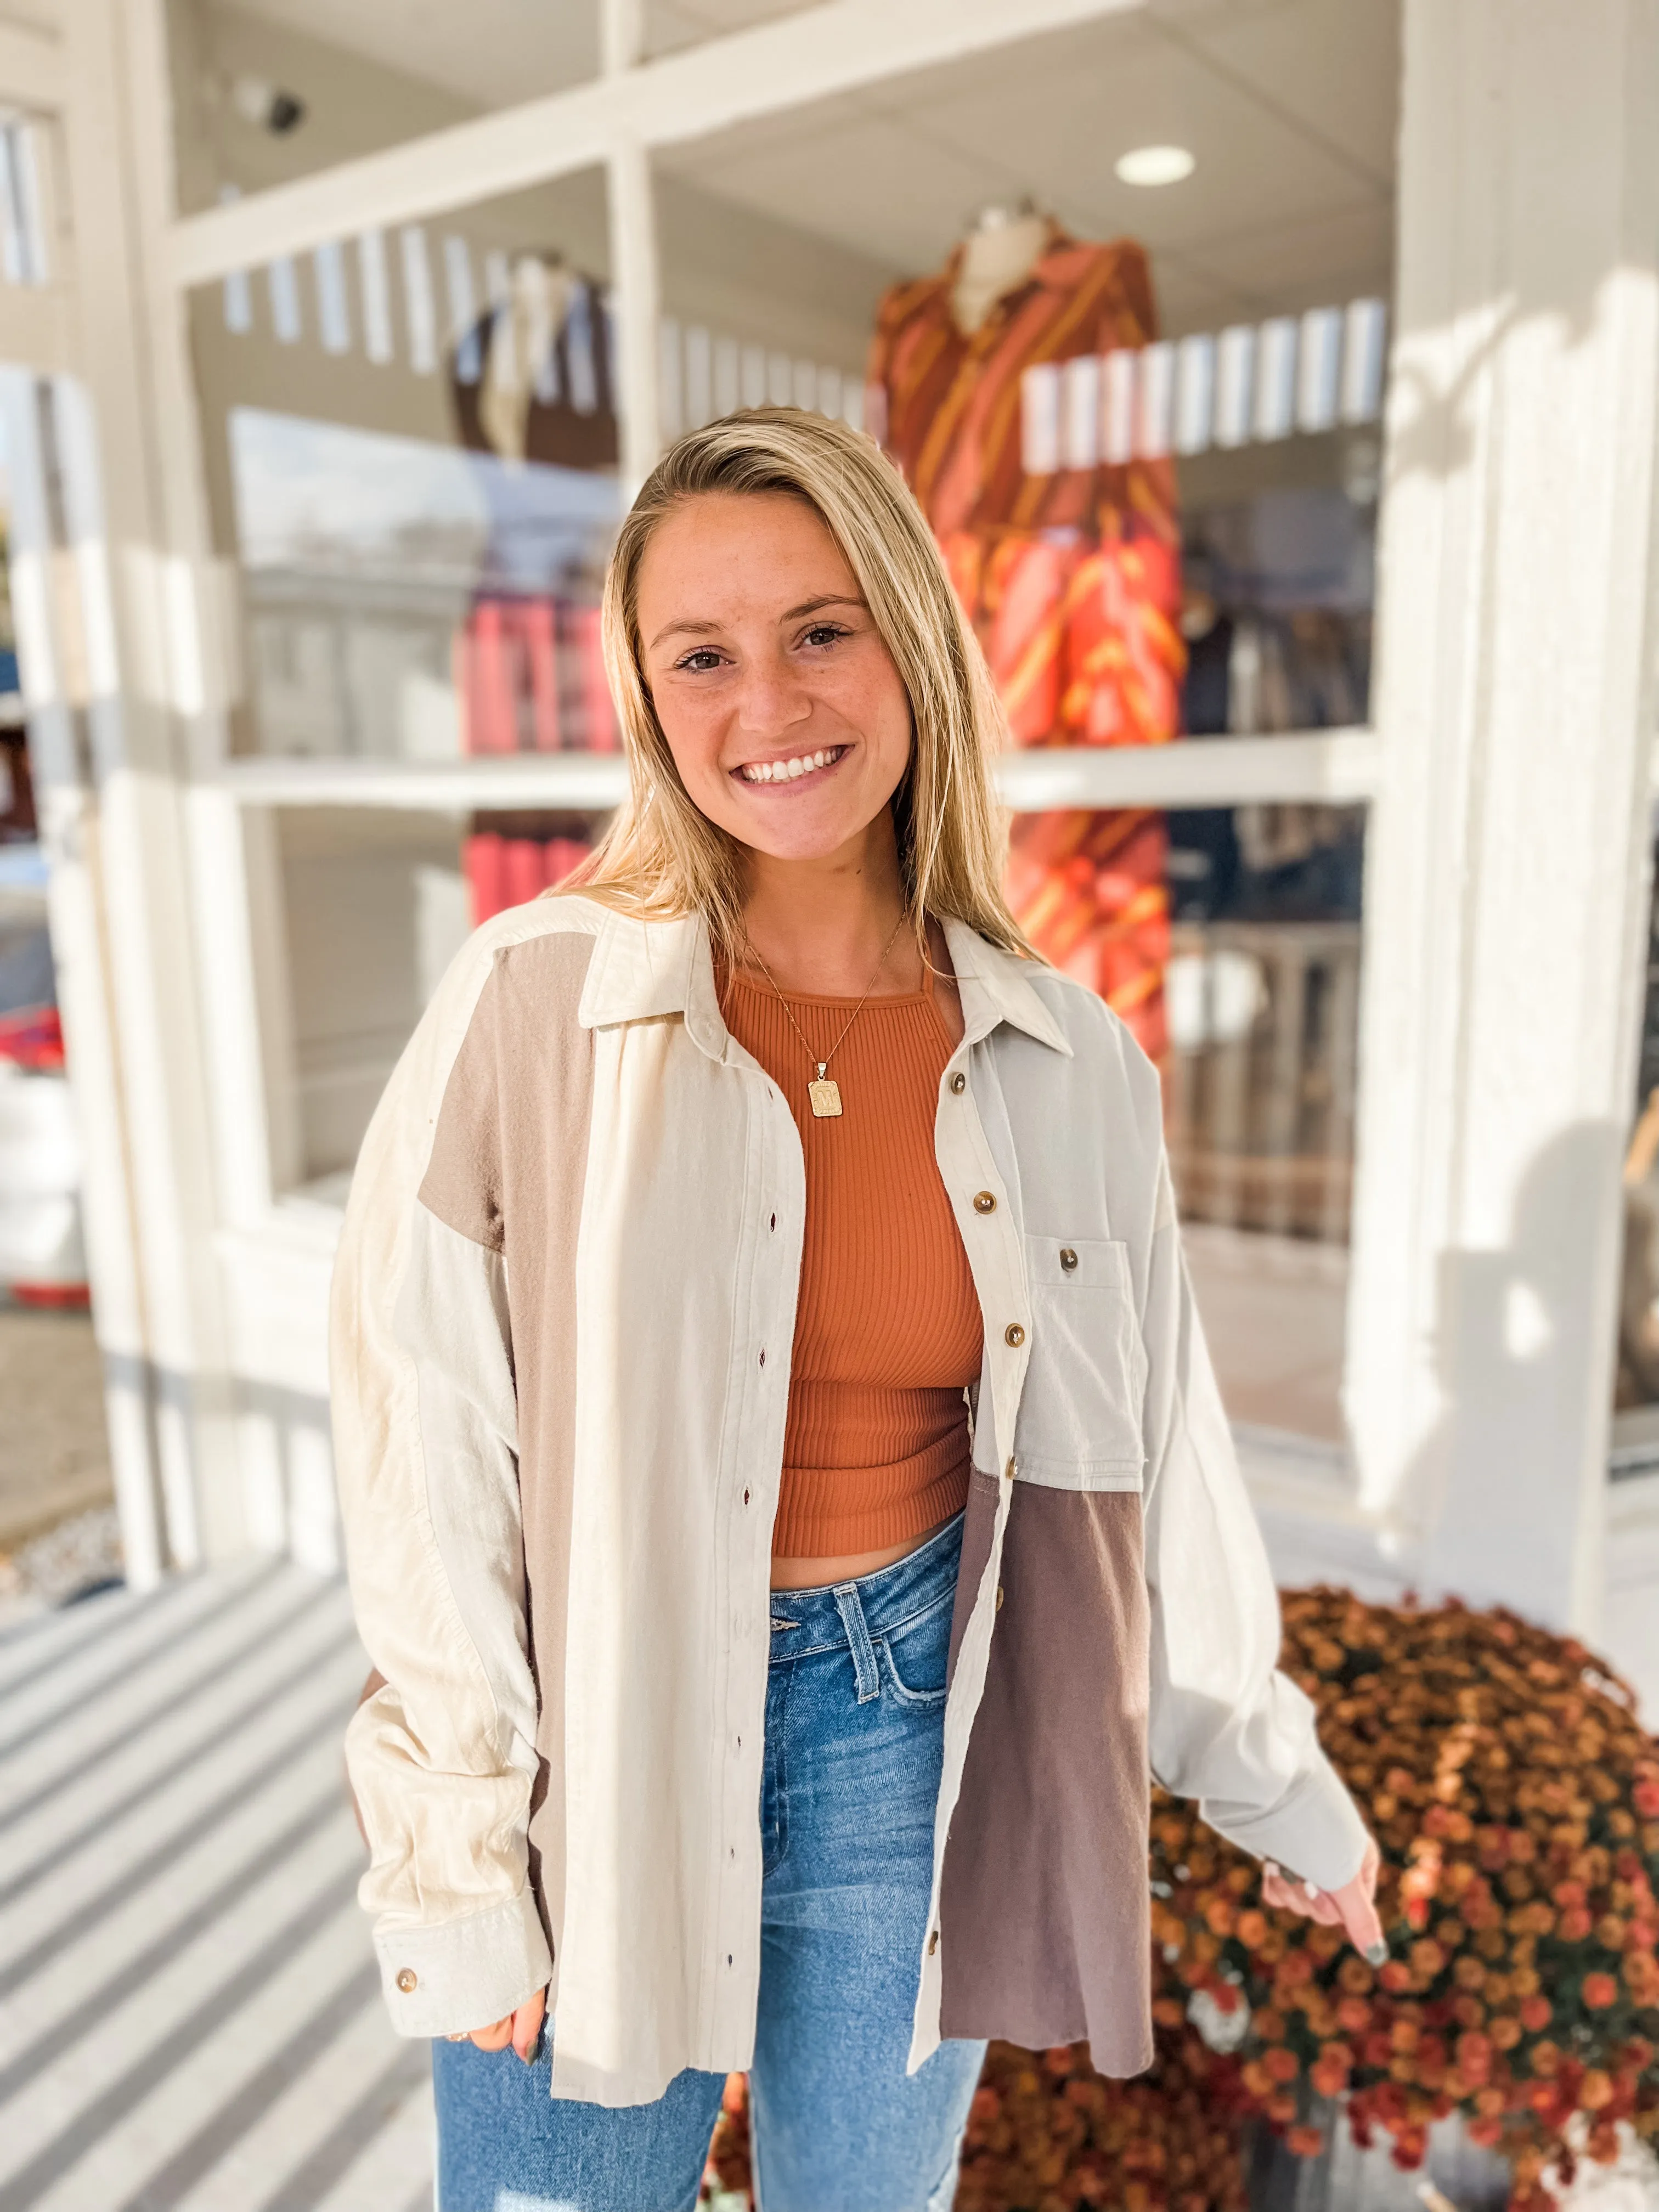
left=602, top=0, right=662, bottom=490
left=0, top=369, right=167, bottom=1588
left=51, top=0, right=246, bottom=1561
left=1345, top=0, right=1659, bottom=1632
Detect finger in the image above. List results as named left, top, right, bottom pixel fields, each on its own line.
left=469, top=2016, right=514, bottom=2052
left=1333, top=1877, right=1387, bottom=1963
left=512, top=1988, right=548, bottom=2063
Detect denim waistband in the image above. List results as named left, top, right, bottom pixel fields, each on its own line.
left=767, top=1511, right=964, bottom=1664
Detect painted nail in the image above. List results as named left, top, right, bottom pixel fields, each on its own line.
left=1365, top=1940, right=1389, bottom=1966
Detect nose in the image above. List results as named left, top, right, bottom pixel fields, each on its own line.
left=732, top=651, right=814, bottom=742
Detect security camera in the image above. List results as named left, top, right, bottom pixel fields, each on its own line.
left=229, top=74, right=306, bottom=134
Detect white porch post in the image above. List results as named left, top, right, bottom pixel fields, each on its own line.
left=48, top=0, right=246, bottom=1562
left=1345, top=0, right=1659, bottom=1632
left=602, top=0, right=663, bottom=491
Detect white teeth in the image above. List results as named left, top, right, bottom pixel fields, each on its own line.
left=740, top=747, right=839, bottom=785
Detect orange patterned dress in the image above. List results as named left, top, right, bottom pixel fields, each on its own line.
left=866, top=231, right=1184, bottom=1057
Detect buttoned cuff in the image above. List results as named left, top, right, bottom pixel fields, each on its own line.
left=1205, top=1753, right=1371, bottom=1894
left=374, top=1886, right=552, bottom=2040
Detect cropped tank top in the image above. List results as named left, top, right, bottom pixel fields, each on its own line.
left=720, top=960, right=983, bottom=1559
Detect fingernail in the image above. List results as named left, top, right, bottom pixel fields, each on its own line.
left=1365, top=1941, right=1389, bottom=1966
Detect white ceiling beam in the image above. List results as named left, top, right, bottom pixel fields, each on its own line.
left=213, top=731, right=1380, bottom=815
left=0, top=21, right=66, bottom=111
left=166, top=0, right=1145, bottom=290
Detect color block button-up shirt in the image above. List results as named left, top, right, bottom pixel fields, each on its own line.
left=330, top=899, right=1369, bottom=2108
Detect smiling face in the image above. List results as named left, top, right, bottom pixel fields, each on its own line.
left=635, top=490, right=914, bottom=868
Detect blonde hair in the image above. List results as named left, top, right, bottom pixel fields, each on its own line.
left=574, top=405, right=1028, bottom=957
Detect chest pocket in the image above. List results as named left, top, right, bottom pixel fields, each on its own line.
left=1013, top=1235, right=1147, bottom=1489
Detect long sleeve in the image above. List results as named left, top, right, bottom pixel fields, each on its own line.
left=330, top=944, right=552, bottom=2039
left=1138, top=1155, right=1370, bottom=1891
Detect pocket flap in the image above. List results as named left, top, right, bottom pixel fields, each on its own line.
left=1025, top=1234, right=1132, bottom=1293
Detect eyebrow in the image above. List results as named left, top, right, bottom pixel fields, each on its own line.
left=646, top=594, right=867, bottom=653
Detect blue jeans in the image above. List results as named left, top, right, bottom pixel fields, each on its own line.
left=433, top=1511, right=986, bottom=2211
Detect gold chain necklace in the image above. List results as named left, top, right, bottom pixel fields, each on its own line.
left=741, top=915, right=907, bottom=1120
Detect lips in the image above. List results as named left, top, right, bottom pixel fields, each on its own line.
left=735, top=745, right=847, bottom=785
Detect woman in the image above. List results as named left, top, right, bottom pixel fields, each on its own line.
left=331, top=407, right=1383, bottom=2212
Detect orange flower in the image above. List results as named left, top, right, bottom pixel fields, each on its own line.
left=1582, top=1973, right=1618, bottom=2009
left=1580, top=2069, right=1615, bottom=2111
left=1286, top=2126, right=1325, bottom=2158
left=1263, top=2047, right=1300, bottom=2085
left=1235, top=1910, right=1268, bottom=1949
left=1455, top=2032, right=1492, bottom=2080
left=1310, top=2055, right=1350, bottom=2099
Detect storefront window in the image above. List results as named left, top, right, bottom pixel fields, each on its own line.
left=183, top=0, right=1400, bottom=1447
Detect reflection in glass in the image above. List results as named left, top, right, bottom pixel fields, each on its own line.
left=227, top=410, right=622, bottom=760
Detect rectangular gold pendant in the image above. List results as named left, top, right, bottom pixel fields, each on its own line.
left=808, top=1076, right=843, bottom=1119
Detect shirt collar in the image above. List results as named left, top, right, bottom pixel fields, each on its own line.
left=941, top=916, right=1073, bottom=1057
left=579, top=906, right=1071, bottom=1060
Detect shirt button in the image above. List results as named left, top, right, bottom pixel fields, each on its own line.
left=950, top=1072, right=966, bottom=1094
left=396, top=1968, right=417, bottom=1994
left=973, top=1190, right=996, bottom=1215
left=1005, top=1322, right=1025, bottom=1348
left=927, top=1929, right=940, bottom=1956
left=1004, top=1455, right=1017, bottom=1480
left=996, top=1584, right=1005, bottom=1611
left=1060, top=1246, right=1078, bottom=1272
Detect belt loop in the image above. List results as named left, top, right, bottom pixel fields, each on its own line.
left=833, top=1582, right=881, bottom=1703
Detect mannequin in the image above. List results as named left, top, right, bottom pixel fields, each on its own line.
left=866, top=216, right=1184, bottom=1058
left=950, top=202, right=1052, bottom=335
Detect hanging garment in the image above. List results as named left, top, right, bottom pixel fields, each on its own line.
left=451, top=261, right=618, bottom=473
left=868, top=232, right=1184, bottom=1058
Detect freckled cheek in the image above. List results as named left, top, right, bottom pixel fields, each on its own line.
left=656, top=696, right=731, bottom=792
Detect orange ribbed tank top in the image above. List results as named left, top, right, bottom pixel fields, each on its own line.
left=721, top=961, right=983, bottom=1559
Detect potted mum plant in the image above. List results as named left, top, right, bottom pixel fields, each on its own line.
left=703, top=1590, right=1659, bottom=2210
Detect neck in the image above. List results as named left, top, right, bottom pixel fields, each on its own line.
left=951, top=212, right=1051, bottom=334
left=737, top=816, right=913, bottom=996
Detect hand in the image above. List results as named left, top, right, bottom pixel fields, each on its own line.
left=447, top=1984, right=546, bottom=2062
left=1262, top=1837, right=1387, bottom=1965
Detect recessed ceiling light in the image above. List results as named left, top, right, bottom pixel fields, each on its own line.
left=1115, top=144, right=1196, bottom=188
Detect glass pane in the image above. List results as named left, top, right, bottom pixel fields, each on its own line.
left=654, top=1, right=1394, bottom=752
left=163, top=0, right=600, bottom=215
left=188, top=171, right=626, bottom=762
left=642, top=3, right=1395, bottom=1441
left=1162, top=804, right=1365, bottom=1444
left=262, top=802, right=610, bottom=1200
